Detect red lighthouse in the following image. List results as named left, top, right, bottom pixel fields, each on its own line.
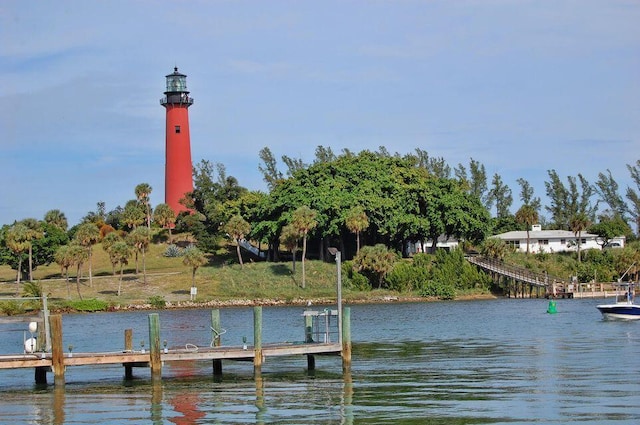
left=161, top=67, right=194, bottom=215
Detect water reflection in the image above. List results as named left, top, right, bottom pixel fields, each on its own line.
left=2, top=301, right=640, bottom=424
left=342, top=370, right=354, bottom=425
left=255, top=373, right=266, bottom=425
left=150, top=381, right=162, bottom=425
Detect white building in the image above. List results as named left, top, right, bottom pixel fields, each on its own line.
left=409, top=236, right=459, bottom=254
left=493, top=224, right=625, bottom=253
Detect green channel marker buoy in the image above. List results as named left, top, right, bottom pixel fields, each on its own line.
left=547, top=299, right=557, bottom=314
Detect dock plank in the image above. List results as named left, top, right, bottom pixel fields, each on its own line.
left=0, top=342, right=341, bottom=370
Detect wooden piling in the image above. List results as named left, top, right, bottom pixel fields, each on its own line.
left=50, top=314, right=65, bottom=385
left=124, top=329, right=133, bottom=379
left=253, top=306, right=263, bottom=371
left=342, top=307, right=351, bottom=371
left=35, top=366, right=47, bottom=384
left=305, top=312, right=315, bottom=370
left=148, top=313, right=161, bottom=379
left=211, top=309, right=222, bottom=376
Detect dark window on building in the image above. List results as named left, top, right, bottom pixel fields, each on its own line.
left=175, top=125, right=181, bottom=134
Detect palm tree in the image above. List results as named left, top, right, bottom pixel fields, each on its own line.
left=44, top=209, right=68, bottom=231
left=54, top=245, right=75, bottom=298
left=279, top=224, right=300, bottom=273
left=21, top=218, right=44, bottom=282
left=514, top=205, right=538, bottom=254
left=135, top=183, right=153, bottom=229
left=291, top=206, right=318, bottom=289
left=121, top=201, right=145, bottom=230
left=153, top=203, right=176, bottom=243
left=102, top=232, right=122, bottom=275
left=345, top=206, right=369, bottom=255
left=6, top=223, right=30, bottom=284
left=569, top=213, right=591, bottom=262
left=182, top=246, right=208, bottom=300
left=75, top=223, right=101, bottom=287
left=110, top=241, right=132, bottom=296
left=127, top=226, right=150, bottom=283
left=223, top=215, right=251, bottom=268
left=69, top=244, right=88, bottom=299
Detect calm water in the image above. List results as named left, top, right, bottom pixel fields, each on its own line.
left=1, top=298, right=639, bottom=424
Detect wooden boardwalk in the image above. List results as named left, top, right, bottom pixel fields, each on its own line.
left=0, top=342, right=342, bottom=369
left=0, top=305, right=351, bottom=385
left=467, top=255, right=568, bottom=298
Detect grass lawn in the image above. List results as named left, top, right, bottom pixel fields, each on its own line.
left=0, top=241, right=404, bottom=311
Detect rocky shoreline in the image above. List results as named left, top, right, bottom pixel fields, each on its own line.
left=82, top=292, right=498, bottom=313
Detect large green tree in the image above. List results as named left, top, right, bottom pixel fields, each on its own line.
left=626, top=160, right=640, bottom=235
left=255, top=150, right=489, bottom=261
left=545, top=170, right=596, bottom=230
left=487, top=173, right=513, bottom=218
left=516, top=178, right=541, bottom=212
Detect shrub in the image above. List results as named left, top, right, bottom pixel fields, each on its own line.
left=0, top=300, right=25, bottom=316
left=386, top=261, right=430, bottom=292
left=419, top=279, right=456, bottom=299
left=64, top=298, right=109, bottom=312
left=342, top=261, right=370, bottom=291
left=148, top=295, right=166, bottom=309
left=22, top=281, right=43, bottom=298
left=164, top=244, right=182, bottom=257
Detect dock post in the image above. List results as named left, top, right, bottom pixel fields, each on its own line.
left=50, top=314, right=65, bottom=385
left=304, top=313, right=315, bottom=370
left=342, top=307, right=351, bottom=371
left=124, top=329, right=133, bottom=379
left=211, top=309, right=222, bottom=376
left=148, top=313, right=162, bottom=380
left=253, top=306, right=263, bottom=372
left=35, top=366, right=47, bottom=385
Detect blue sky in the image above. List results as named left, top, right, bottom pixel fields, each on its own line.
left=1, top=0, right=639, bottom=227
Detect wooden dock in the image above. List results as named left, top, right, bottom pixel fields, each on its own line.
left=0, top=305, right=352, bottom=385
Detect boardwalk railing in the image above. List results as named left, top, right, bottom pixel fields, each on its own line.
left=466, top=256, right=567, bottom=288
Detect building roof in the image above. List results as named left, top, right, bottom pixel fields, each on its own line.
left=493, top=230, right=597, bottom=240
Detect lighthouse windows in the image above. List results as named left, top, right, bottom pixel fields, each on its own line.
left=175, top=125, right=181, bottom=134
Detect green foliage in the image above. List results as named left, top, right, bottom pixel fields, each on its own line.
left=386, top=261, right=430, bottom=292
left=22, top=281, right=43, bottom=298
left=341, top=261, right=370, bottom=291
left=418, top=279, right=456, bottom=300
left=63, top=298, right=109, bottom=312
left=481, top=238, right=510, bottom=260
left=147, top=295, right=166, bottom=309
left=0, top=300, right=25, bottom=316
left=590, top=215, right=632, bottom=247
left=352, top=244, right=399, bottom=288
left=430, top=249, right=491, bottom=293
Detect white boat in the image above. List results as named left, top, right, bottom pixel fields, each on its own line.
left=596, top=282, right=640, bottom=320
